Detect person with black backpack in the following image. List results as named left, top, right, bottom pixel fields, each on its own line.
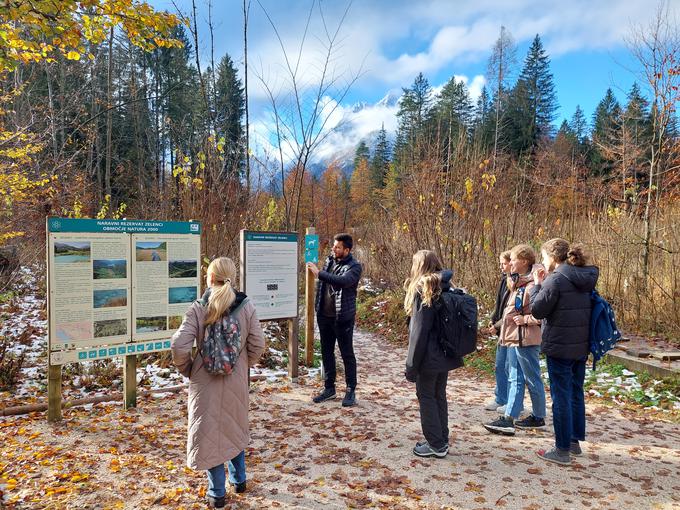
left=171, top=257, right=265, bottom=509
left=404, top=250, right=466, bottom=458
left=531, top=239, right=599, bottom=466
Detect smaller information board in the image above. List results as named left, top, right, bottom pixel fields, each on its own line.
left=304, top=234, right=319, bottom=264
left=240, top=230, right=298, bottom=321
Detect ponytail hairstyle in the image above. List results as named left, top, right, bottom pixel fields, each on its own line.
left=541, top=238, right=589, bottom=267
left=567, top=244, right=588, bottom=267
left=204, top=257, right=237, bottom=325
left=403, top=250, right=443, bottom=316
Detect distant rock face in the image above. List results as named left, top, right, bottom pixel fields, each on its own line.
left=307, top=89, right=401, bottom=177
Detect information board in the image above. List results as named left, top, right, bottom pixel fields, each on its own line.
left=47, top=218, right=201, bottom=365
left=240, top=230, right=298, bottom=321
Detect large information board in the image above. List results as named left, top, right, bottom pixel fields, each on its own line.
left=47, top=217, right=201, bottom=365
left=240, top=230, right=298, bottom=321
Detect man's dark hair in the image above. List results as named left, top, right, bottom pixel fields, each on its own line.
left=334, top=233, right=353, bottom=251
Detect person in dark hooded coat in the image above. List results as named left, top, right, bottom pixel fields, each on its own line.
left=531, top=239, right=599, bottom=466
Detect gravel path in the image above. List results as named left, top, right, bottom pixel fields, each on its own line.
left=1, top=329, right=679, bottom=509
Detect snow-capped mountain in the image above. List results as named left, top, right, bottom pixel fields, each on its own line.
left=307, top=89, right=401, bottom=176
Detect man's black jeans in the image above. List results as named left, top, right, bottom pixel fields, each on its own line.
left=317, top=315, right=357, bottom=390
left=416, top=371, right=449, bottom=449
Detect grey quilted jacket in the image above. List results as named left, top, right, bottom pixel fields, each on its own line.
left=171, top=293, right=265, bottom=470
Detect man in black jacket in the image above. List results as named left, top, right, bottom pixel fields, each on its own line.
left=307, top=233, right=363, bottom=407
left=484, top=251, right=512, bottom=413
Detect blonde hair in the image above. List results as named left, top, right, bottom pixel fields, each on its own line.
left=542, top=238, right=589, bottom=267
left=510, top=244, right=536, bottom=267
left=403, top=250, right=443, bottom=316
left=501, top=250, right=511, bottom=261
left=204, top=257, right=237, bottom=325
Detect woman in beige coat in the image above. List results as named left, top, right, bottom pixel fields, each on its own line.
left=171, top=257, right=265, bottom=509
left=483, top=244, right=547, bottom=436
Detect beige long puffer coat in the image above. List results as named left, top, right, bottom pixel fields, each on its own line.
left=171, top=295, right=265, bottom=471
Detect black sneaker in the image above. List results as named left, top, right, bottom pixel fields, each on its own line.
left=515, top=414, right=546, bottom=430
left=231, top=481, right=246, bottom=493
left=312, top=387, right=336, bottom=403
left=342, top=388, right=356, bottom=407
left=207, top=495, right=226, bottom=509
left=483, top=416, right=515, bottom=436
left=570, top=441, right=583, bottom=456
left=413, top=441, right=448, bottom=458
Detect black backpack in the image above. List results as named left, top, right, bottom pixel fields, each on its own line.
left=433, top=288, right=478, bottom=358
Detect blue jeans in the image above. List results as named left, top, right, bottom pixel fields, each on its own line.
left=206, top=451, right=246, bottom=498
left=547, top=356, right=586, bottom=450
left=494, top=344, right=509, bottom=405
left=505, top=346, right=546, bottom=420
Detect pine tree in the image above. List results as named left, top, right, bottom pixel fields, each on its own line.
left=394, top=73, right=432, bottom=170
left=369, top=125, right=391, bottom=189
left=214, top=54, right=245, bottom=179
left=353, top=140, right=370, bottom=169
left=487, top=26, right=517, bottom=168
left=432, top=76, right=473, bottom=169
left=472, top=85, right=493, bottom=149
left=590, top=88, right=622, bottom=175
left=505, top=34, right=558, bottom=154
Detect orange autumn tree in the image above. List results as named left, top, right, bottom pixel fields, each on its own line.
left=0, top=0, right=183, bottom=244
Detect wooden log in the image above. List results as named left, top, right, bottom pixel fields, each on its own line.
left=2, top=384, right=186, bottom=417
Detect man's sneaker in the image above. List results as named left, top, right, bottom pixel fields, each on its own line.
left=515, top=414, right=546, bottom=430
left=207, top=495, right=226, bottom=509
left=483, top=416, right=515, bottom=436
left=312, top=387, right=336, bottom=403
left=413, top=441, right=448, bottom=458
left=231, top=481, right=247, bottom=493
left=485, top=400, right=502, bottom=411
left=342, top=388, right=356, bottom=407
left=570, top=441, right=583, bottom=456
left=537, top=447, right=571, bottom=466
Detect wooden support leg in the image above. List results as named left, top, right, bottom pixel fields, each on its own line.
left=288, top=319, right=299, bottom=380
left=123, top=355, right=137, bottom=409
left=47, top=364, right=62, bottom=422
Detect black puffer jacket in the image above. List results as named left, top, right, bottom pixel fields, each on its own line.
left=405, top=270, right=464, bottom=378
left=530, top=264, right=599, bottom=360
left=490, top=274, right=509, bottom=333
left=314, top=254, right=362, bottom=322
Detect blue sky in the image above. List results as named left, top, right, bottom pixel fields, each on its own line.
left=150, top=0, right=676, bottom=162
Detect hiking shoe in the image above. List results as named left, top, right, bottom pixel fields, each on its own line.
left=485, top=400, right=502, bottom=411
left=312, top=387, right=336, bottom=403
left=483, top=416, right=515, bottom=436
left=413, top=441, right=448, bottom=458
left=231, top=481, right=247, bottom=493
left=570, top=441, right=583, bottom=456
left=207, top=495, right=226, bottom=509
left=342, top=388, right=356, bottom=407
left=515, top=415, right=546, bottom=430
left=537, top=447, right=571, bottom=466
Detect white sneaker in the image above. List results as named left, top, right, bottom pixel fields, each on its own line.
left=485, top=400, right=501, bottom=411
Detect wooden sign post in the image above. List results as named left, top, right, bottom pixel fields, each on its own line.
left=304, top=227, right=317, bottom=367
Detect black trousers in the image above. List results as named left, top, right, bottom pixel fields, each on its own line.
left=416, top=371, right=449, bottom=449
left=317, top=315, right=357, bottom=390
